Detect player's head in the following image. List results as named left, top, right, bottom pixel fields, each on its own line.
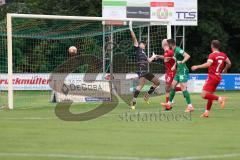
left=211, top=40, right=220, bottom=51
left=162, top=39, right=169, bottom=50
left=167, top=39, right=176, bottom=49
left=139, top=41, right=146, bottom=49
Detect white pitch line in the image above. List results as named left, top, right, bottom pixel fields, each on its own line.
left=169, top=153, right=240, bottom=160
left=0, top=117, right=57, bottom=120
left=0, top=152, right=162, bottom=160
left=0, top=107, right=236, bottom=120
left=0, top=152, right=240, bottom=160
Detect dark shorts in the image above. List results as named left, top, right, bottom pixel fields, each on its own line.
left=139, top=72, right=155, bottom=81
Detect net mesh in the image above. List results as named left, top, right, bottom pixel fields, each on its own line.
left=0, top=18, right=168, bottom=108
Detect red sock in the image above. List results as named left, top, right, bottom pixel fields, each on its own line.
left=166, top=97, right=169, bottom=103
left=204, top=93, right=219, bottom=101
left=175, top=87, right=181, bottom=92
left=206, top=100, right=213, bottom=111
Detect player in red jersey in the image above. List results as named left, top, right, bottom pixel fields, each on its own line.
left=145, top=39, right=181, bottom=104
left=191, top=40, right=231, bottom=118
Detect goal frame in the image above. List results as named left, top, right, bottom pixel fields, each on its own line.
left=6, top=13, right=171, bottom=109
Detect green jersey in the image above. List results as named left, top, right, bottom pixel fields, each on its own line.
left=174, top=47, right=189, bottom=74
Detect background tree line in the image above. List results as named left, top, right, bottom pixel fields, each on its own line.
left=0, top=0, right=239, bottom=73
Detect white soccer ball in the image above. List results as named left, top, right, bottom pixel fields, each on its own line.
left=68, top=46, right=77, bottom=55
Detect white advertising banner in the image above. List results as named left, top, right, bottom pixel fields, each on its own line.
left=102, top=0, right=198, bottom=26
left=102, top=6, right=126, bottom=19
left=0, top=73, right=107, bottom=91
left=127, top=0, right=150, bottom=7
left=1, top=73, right=208, bottom=93
left=173, top=0, right=198, bottom=26
left=0, top=0, right=5, bottom=5
left=150, top=0, right=175, bottom=22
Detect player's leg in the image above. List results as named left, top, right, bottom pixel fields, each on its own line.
left=131, top=77, right=146, bottom=109
left=165, top=83, right=171, bottom=103
left=161, top=78, right=178, bottom=110
left=144, top=73, right=160, bottom=104
left=165, top=74, right=173, bottom=103
left=169, top=77, right=179, bottom=103
left=180, top=82, right=194, bottom=112
left=200, top=80, right=226, bottom=117
left=200, top=90, right=214, bottom=117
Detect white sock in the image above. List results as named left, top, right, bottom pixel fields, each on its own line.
left=188, top=104, right=193, bottom=108
left=218, top=97, right=222, bottom=102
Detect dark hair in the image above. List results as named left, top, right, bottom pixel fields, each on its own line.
left=211, top=40, right=220, bottom=49
left=139, top=41, right=146, bottom=45
left=167, top=39, right=176, bottom=49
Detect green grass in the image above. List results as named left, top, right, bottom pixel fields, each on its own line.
left=0, top=91, right=240, bottom=160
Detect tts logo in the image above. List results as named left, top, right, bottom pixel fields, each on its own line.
left=176, top=12, right=197, bottom=20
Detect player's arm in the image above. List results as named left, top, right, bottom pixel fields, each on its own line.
left=222, top=58, right=231, bottom=73
left=129, top=21, right=138, bottom=47
left=148, top=52, right=160, bottom=62
left=191, top=60, right=212, bottom=71
left=178, top=52, right=190, bottom=64
left=171, top=57, right=177, bottom=71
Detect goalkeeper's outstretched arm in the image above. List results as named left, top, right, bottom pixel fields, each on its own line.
left=129, top=21, right=138, bottom=46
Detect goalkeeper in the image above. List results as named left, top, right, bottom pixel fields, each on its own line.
left=129, top=21, right=160, bottom=110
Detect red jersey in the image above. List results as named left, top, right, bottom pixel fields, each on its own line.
left=208, top=51, right=228, bottom=77
left=164, top=49, right=175, bottom=74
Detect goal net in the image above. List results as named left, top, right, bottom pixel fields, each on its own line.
left=0, top=14, right=170, bottom=109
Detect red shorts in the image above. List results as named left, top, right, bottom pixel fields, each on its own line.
left=203, top=74, right=221, bottom=92
left=165, top=72, right=175, bottom=85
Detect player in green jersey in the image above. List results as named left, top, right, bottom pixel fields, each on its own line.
left=161, top=39, right=194, bottom=112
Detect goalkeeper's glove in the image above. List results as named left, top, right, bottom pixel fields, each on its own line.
left=129, top=21, right=133, bottom=32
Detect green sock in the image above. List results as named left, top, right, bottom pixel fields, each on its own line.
left=169, top=89, right=176, bottom=103
left=183, top=90, right=191, bottom=105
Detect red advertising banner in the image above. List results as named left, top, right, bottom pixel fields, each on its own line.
left=150, top=2, right=174, bottom=7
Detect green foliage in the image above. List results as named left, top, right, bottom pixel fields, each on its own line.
left=186, top=0, right=240, bottom=73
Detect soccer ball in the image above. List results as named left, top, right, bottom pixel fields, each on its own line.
left=68, top=46, right=77, bottom=55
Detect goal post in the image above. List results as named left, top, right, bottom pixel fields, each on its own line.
left=7, top=14, right=13, bottom=109
left=4, top=13, right=171, bottom=109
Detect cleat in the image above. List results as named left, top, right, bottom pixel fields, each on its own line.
left=143, top=94, right=150, bottom=104
left=130, top=101, right=136, bottom=110
left=161, top=103, right=172, bottom=111
left=200, top=111, right=209, bottom=118
left=219, top=96, right=226, bottom=109
left=130, top=106, right=136, bottom=110
left=185, top=106, right=194, bottom=112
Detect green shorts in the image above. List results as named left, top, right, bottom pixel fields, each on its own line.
left=174, top=73, right=189, bottom=83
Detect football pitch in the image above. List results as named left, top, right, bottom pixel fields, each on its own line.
left=0, top=91, right=240, bottom=160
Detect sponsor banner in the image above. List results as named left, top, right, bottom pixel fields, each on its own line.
left=0, top=73, right=107, bottom=91
left=102, top=6, right=126, bottom=19
left=1, top=73, right=239, bottom=91
left=0, top=0, right=5, bottom=5
left=151, top=2, right=174, bottom=7
left=189, top=74, right=240, bottom=90
left=151, top=0, right=174, bottom=21
left=102, top=0, right=127, bottom=20
left=102, top=0, right=127, bottom=6
left=127, top=0, right=150, bottom=7
left=174, top=0, right=198, bottom=26
left=102, top=0, right=198, bottom=26
left=127, top=7, right=151, bottom=19
left=53, top=81, right=111, bottom=103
